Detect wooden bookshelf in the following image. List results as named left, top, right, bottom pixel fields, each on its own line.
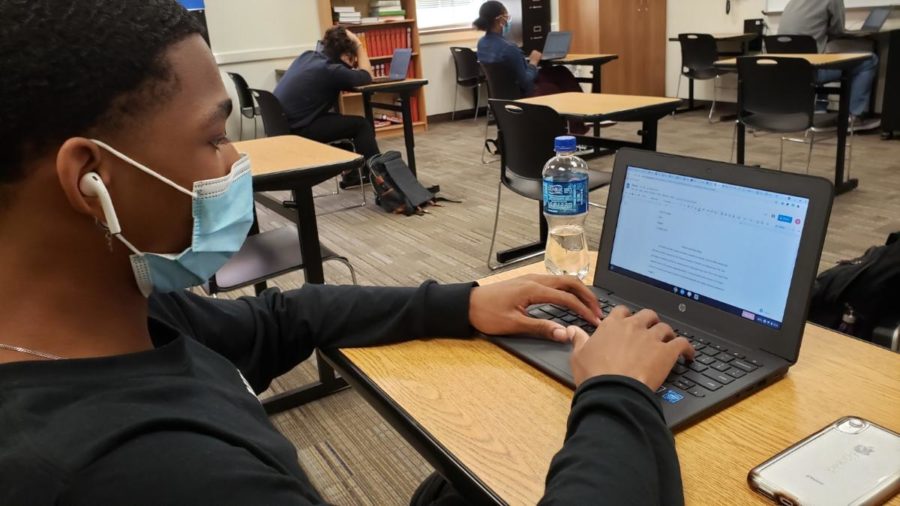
left=318, top=0, right=428, bottom=139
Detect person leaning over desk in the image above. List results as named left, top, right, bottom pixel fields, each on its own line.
left=275, top=26, right=379, bottom=189
left=0, top=1, right=694, bottom=504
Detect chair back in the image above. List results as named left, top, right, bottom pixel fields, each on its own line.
left=743, top=19, right=765, bottom=52
left=227, top=72, right=255, bottom=112
left=480, top=62, right=523, bottom=101
left=489, top=99, right=565, bottom=183
left=737, top=56, right=816, bottom=132
left=763, top=34, right=818, bottom=54
left=678, top=34, right=719, bottom=76
left=450, top=47, right=482, bottom=85
left=249, top=89, right=292, bottom=137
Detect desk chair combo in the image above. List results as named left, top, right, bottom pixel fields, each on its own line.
left=485, top=99, right=611, bottom=271
left=676, top=33, right=734, bottom=122
left=250, top=89, right=366, bottom=210
left=479, top=62, right=523, bottom=164
left=227, top=72, right=260, bottom=140
left=732, top=56, right=853, bottom=175
left=449, top=47, right=485, bottom=121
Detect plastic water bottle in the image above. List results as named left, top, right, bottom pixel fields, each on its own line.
left=542, top=135, right=590, bottom=279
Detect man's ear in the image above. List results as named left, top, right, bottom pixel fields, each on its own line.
left=56, top=138, right=111, bottom=221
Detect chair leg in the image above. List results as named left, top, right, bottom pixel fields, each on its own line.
left=778, top=136, right=786, bottom=171
left=481, top=117, right=494, bottom=164
left=673, top=75, right=682, bottom=117
left=847, top=117, right=855, bottom=181
left=708, top=77, right=719, bottom=123
left=473, top=84, right=481, bottom=122
left=805, top=132, right=815, bottom=174
left=327, top=257, right=358, bottom=285
left=486, top=181, right=503, bottom=271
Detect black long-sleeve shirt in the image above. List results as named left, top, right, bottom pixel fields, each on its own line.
left=0, top=282, right=684, bottom=505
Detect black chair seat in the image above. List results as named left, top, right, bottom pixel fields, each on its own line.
left=212, top=226, right=343, bottom=291
left=742, top=111, right=837, bottom=133
left=684, top=66, right=729, bottom=81
left=504, top=170, right=612, bottom=201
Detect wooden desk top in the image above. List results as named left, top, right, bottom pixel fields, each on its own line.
left=552, top=53, right=618, bottom=65
left=715, top=52, right=872, bottom=68
left=517, top=92, right=681, bottom=118
left=234, top=135, right=362, bottom=177
left=353, top=77, right=428, bottom=92
left=339, top=255, right=900, bottom=505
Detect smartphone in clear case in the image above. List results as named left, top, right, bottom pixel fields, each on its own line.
left=748, top=416, right=900, bottom=506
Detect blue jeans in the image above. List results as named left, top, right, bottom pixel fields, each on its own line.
left=816, top=54, right=879, bottom=117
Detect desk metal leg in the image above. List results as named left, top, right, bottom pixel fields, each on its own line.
left=400, top=91, right=417, bottom=176
left=262, top=185, right=350, bottom=415
left=834, top=74, right=858, bottom=195
left=495, top=202, right=547, bottom=265
left=640, top=119, right=659, bottom=151
left=737, top=121, right=746, bottom=165
left=591, top=64, right=602, bottom=93
left=362, top=91, right=374, bottom=125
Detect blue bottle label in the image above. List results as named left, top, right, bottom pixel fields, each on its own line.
left=543, top=177, right=588, bottom=215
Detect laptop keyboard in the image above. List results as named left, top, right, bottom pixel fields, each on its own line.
left=527, top=301, right=765, bottom=401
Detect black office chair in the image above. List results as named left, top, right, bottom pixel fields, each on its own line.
left=250, top=89, right=366, bottom=208
left=449, top=47, right=485, bottom=121
left=744, top=19, right=765, bottom=52
left=479, top=62, right=523, bottom=164
left=732, top=56, right=853, bottom=174
left=486, top=99, right=611, bottom=270
left=763, top=34, right=818, bottom=54
left=204, top=222, right=357, bottom=296
left=676, top=33, right=733, bottom=122
left=227, top=72, right=260, bottom=140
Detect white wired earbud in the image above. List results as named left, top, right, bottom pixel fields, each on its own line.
left=79, top=172, right=122, bottom=235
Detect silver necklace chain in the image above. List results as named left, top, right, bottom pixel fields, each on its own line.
left=0, top=343, right=62, bottom=360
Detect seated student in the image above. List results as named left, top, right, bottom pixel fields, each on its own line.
left=0, top=1, right=693, bottom=504
left=275, top=27, right=377, bottom=188
left=779, top=0, right=880, bottom=131
left=474, top=1, right=586, bottom=132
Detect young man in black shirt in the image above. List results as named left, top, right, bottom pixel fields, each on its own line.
left=275, top=27, right=379, bottom=188
left=0, top=1, right=694, bottom=504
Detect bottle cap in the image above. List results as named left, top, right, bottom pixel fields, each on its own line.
left=554, top=135, right=576, bottom=152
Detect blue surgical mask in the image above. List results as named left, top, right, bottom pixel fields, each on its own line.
left=91, top=140, right=254, bottom=297
left=502, top=20, right=511, bottom=36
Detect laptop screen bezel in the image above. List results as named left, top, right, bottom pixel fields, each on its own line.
left=862, top=6, right=891, bottom=31
left=593, top=149, right=833, bottom=363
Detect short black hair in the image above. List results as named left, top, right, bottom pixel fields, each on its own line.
left=322, top=26, right=357, bottom=62
left=0, top=0, right=202, bottom=186
left=473, top=1, right=506, bottom=31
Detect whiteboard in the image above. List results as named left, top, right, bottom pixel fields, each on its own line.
left=766, top=0, right=900, bottom=13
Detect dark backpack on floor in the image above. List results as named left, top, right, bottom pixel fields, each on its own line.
left=367, top=151, right=456, bottom=216
left=808, top=231, right=900, bottom=341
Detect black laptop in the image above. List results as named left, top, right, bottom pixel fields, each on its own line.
left=540, top=31, right=572, bottom=61
left=846, top=6, right=892, bottom=35
left=490, top=149, right=834, bottom=430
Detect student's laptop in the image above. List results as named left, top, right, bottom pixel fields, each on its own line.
left=540, top=31, right=572, bottom=60
left=371, top=48, right=412, bottom=83
left=846, top=6, right=892, bottom=35
left=490, top=149, right=834, bottom=430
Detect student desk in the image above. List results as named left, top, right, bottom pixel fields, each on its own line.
left=545, top=53, right=619, bottom=93
left=235, top=135, right=364, bottom=413
left=715, top=53, right=871, bottom=196
left=321, top=255, right=900, bottom=505
left=354, top=78, right=428, bottom=176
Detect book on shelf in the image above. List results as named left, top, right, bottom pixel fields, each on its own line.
left=378, top=15, right=406, bottom=22
left=371, top=8, right=405, bottom=16
left=333, top=5, right=357, bottom=12
left=371, top=0, right=402, bottom=7
left=360, top=16, right=378, bottom=23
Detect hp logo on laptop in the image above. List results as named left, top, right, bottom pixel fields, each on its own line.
left=678, top=303, right=687, bottom=313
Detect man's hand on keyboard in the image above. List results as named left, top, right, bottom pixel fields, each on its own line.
left=469, top=274, right=602, bottom=343
left=568, top=306, right=695, bottom=389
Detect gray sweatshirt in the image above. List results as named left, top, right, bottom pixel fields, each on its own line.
left=778, top=0, right=846, bottom=52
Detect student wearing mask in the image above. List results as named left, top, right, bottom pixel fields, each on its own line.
left=275, top=26, right=378, bottom=188
left=779, top=0, right=881, bottom=131
left=474, top=1, right=584, bottom=100
left=0, top=1, right=693, bottom=504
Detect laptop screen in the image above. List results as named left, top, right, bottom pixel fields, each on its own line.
left=390, top=49, right=412, bottom=78
left=608, top=166, right=809, bottom=330
left=862, top=7, right=891, bottom=31
left=542, top=32, right=571, bottom=56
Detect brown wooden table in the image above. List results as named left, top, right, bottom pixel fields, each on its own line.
left=235, top=135, right=363, bottom=413
left=322, top=255, right=900, bottom=505
left=715, top=53, right=872, bottom=196
left=354, top=78, right=428, bottom=176
left=546, top=53, right=619, bottom=93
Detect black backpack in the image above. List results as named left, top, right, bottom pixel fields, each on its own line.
left=367, top=151, right=456, bottom=216
left=808, top=231, right=900, bottom=341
